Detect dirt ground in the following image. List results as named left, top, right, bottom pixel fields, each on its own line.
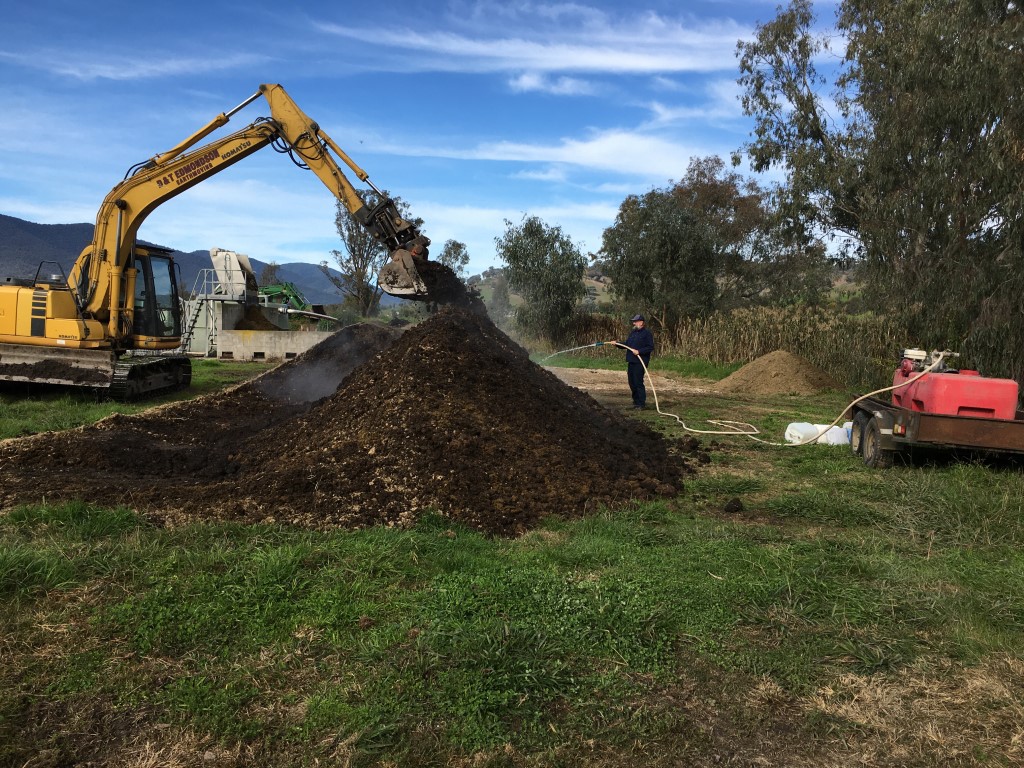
left=548, top=349, right=836, bottom=406
left=549, top=367, right=715, bottom=406
left=0, top=309, right=688, bottom=535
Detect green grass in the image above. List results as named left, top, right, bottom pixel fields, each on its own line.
left=3, top=489, right=1023, bottom=763
left=0, top=543, right=78, bottom=598
left=1, top=366, right=1023, bottom=765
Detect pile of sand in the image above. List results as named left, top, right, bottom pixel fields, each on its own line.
left=714, top=350, right=839, bottom=396
left=0, top=309, right=684, bottom=535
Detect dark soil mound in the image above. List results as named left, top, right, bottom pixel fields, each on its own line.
left=253, top=323, right=403, bottom=404
left=0, top=323, right=399, bottom=495
left=234, top=305, right=282, bottom=330
left=0, top=310, right=684, bottom=535
left=239, top=308, right=683, bottom=533
left=0, top=358, right=110, bottom=384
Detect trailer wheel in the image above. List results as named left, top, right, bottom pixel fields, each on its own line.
left=851, top=412, right=870, bottom=456
left=862, top=416, right=894, bottom=469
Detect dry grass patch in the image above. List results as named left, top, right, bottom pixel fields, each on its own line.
left=807, top=655, right=1024, bottom=766
left=95, top=728, right=260, bottom=768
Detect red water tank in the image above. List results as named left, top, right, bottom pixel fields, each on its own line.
left=892, top=367, right=1019, bottom=420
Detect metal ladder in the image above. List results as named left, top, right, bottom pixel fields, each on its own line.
left=178, top=298, right=206, bottom=351
left=178, top=268, right=221, bottom=356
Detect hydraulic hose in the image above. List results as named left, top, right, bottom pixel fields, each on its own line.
left=544, top=342, right=760, bottom=437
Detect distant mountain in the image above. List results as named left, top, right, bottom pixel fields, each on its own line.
left=0, top=215, right=94, bottom=279
left=0, top=213, right=393, bottom=307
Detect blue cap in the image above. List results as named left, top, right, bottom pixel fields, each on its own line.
left=631, top=314, right=644, bottom=322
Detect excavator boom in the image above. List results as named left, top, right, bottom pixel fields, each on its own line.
left=71, top=83, right=439, bottom=331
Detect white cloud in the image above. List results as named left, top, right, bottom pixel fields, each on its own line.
left=508, top=72, right=596, bottom=95
left=315, top=9, right=748, bottom=75
left=415, top=198, right=621, bottom=272
left=588, top=181, right=640, bottom=195
left=1, top=50, right=268, bottom=82
left=511, top=166, right=569, bottom=182
left=643, top=78, right=745, bottom=127
left=650, top=75, right=686, bottom=92
left=0, top=197, right=98, bottom=226
left=378, top=128, right=706, bottom=179
left=460, top=1, right=608, bottom=27
left=136, top=178, right=340, bottom=264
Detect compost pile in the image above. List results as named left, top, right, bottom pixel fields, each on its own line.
left=234, top=305, right=282, bottom=330
left=0, top=323, right=400, bottom=508
left=416, top=259, right=484, bottom=309
left=714, top=350, right=839, bottom=396
left=0, top=309, right=682, bottom=535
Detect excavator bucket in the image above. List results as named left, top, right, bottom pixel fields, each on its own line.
left=378, top=249, right=484, bottom=309
left=378, top=249, right=430, bottom=299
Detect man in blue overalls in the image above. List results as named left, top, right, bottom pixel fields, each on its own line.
left=609, top=314, right=655, bottom=409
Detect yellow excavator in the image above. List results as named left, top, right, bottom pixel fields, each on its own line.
left=0, top=83, right=451, bottom=398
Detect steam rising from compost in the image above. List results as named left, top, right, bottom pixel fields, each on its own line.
left=253, top=325, right=402, bottom=403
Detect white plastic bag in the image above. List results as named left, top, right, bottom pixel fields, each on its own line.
left=785, top=422, right=853, bottom=445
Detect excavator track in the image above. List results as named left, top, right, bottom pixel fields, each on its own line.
left=0, top=343, right=115, bottom=388
left=110, top=355, right=192, bottom=400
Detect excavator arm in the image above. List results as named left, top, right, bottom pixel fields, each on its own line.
left=70, top=83, right=438, bottom=342
left=0, top=83, right=466, bottom=399
left=257, top=84, right=435, bottom=300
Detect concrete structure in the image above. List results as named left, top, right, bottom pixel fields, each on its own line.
left=217, top=329, right=335, bottom=361
left=181, top=248, right=335, bottom=360
left=181, top=299, right=291, bottom=357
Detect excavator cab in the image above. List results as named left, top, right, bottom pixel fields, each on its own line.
left=130, top=245, right=184, bottom=346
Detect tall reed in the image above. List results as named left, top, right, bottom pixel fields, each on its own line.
left=564, top=306, right=909, bottom=390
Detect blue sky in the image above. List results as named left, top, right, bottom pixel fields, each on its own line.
left=0, top=1, right=813, bottom=277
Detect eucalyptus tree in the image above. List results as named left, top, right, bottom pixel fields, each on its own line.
left=438, top=239, right=470, bottom=278
left=737, top=0, right=1024, bottom=376
left=496, top=216, right=586, bottom=343
left=600, top=157, right=829, bottom=324
left=600, top=187, right=717, bottom=328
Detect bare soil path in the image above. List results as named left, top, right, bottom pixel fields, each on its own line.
left=546, top=366, right=715, bottom=408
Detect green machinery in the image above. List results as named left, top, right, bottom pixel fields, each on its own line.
left=258, top=282, right=325, bottom=315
